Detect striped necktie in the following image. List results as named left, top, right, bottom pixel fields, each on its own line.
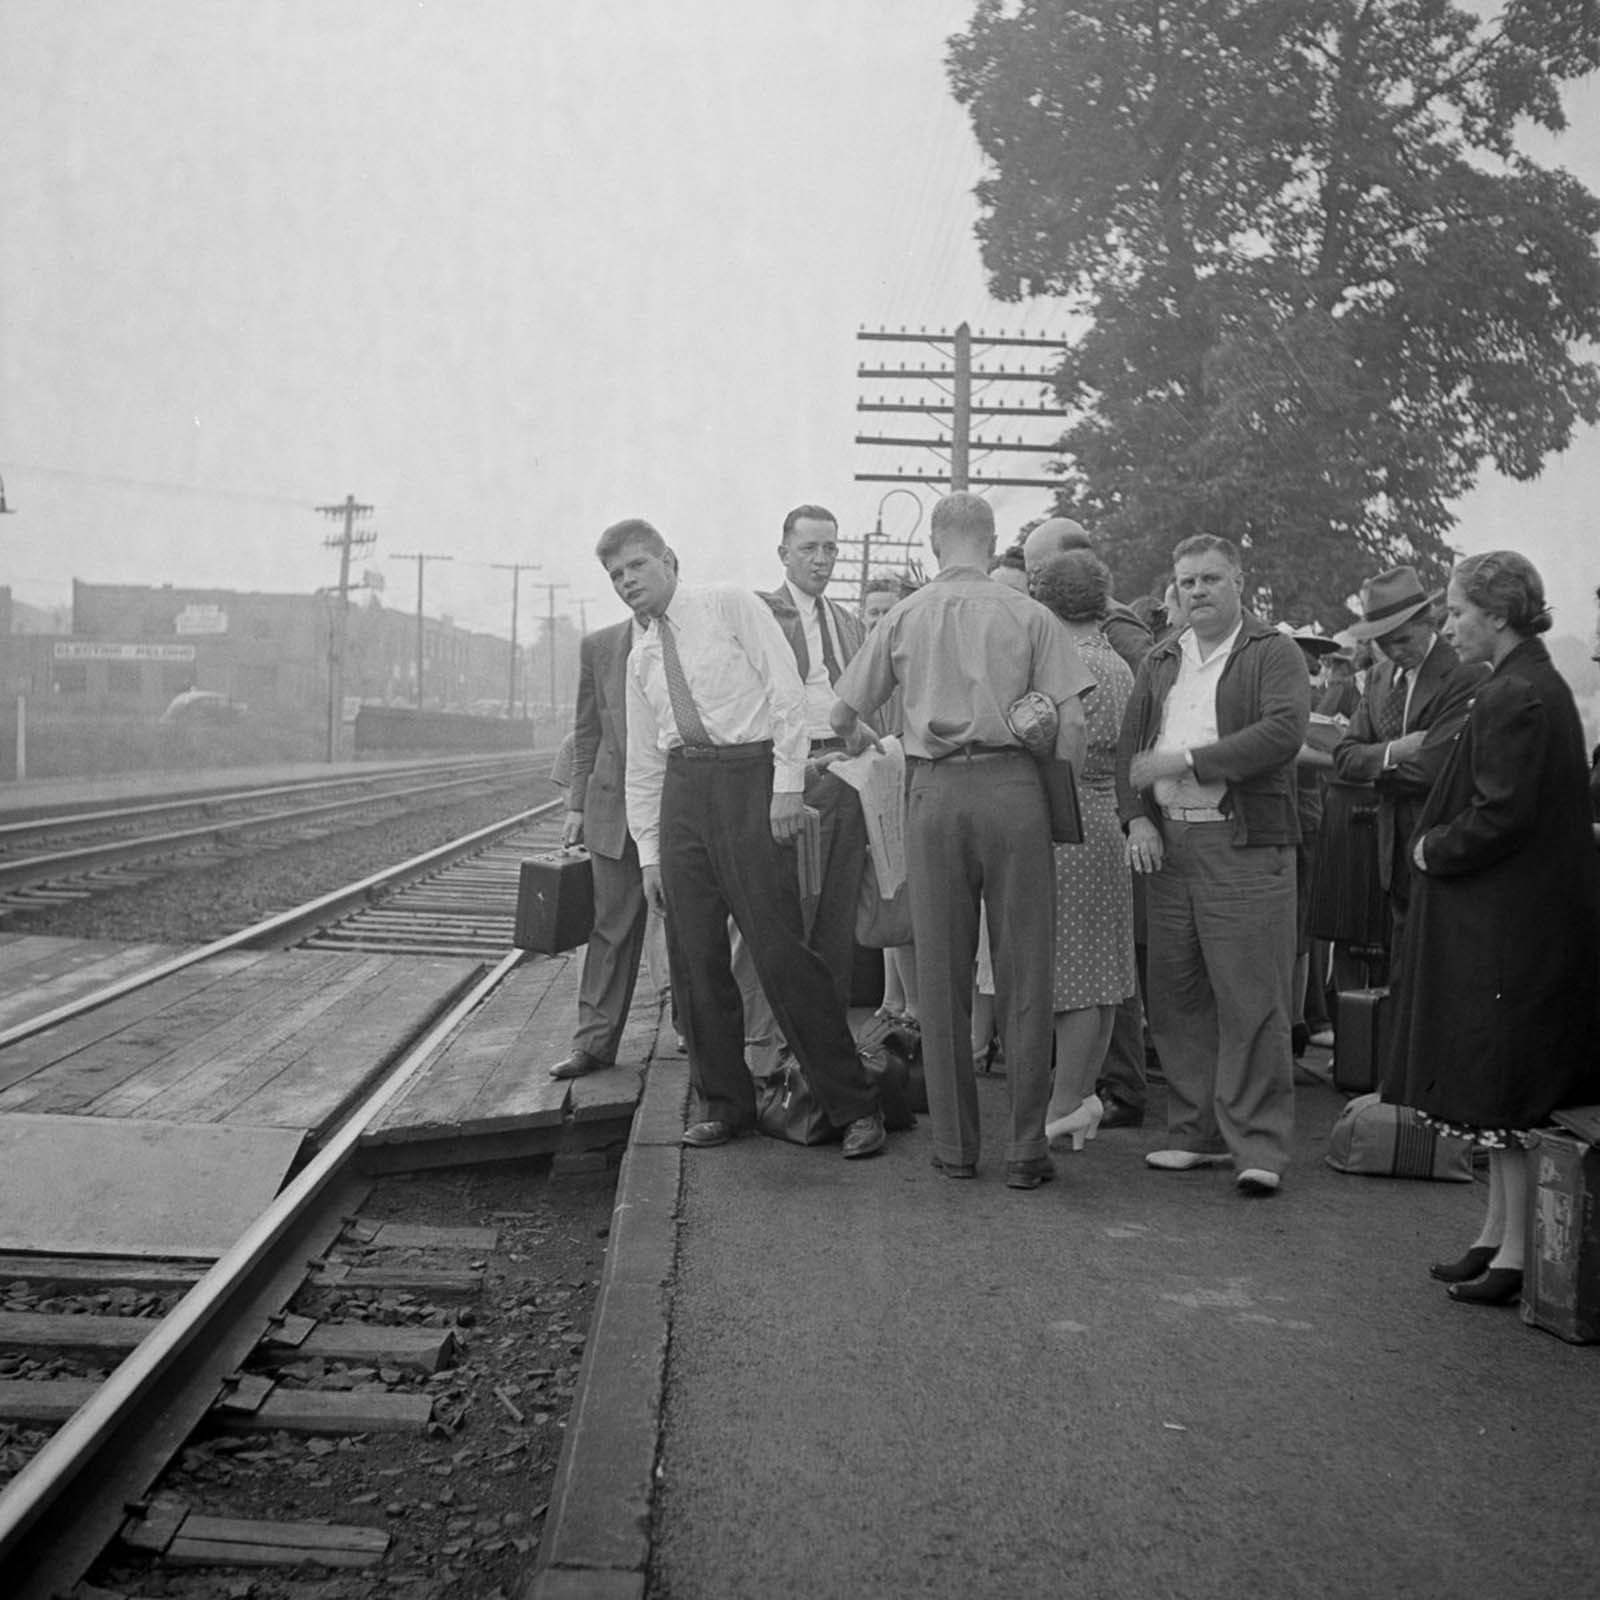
left=1375, top=668, right=1408, bottom=739
left=657, top=616, right=712, bottom=747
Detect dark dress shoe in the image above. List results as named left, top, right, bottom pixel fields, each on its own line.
left=1430, top=1245, right=1496, bottom=1284
left=842, top=1110, right=886, bottom=1159
left=1447, top=1267, right=1523, bottom=1306
left=1098, top=1098, right=1145, bottom=1130
left=1291, top=1021, right=1310, bottom=1059
left=931, top=1155, right=977, bottom=1179
left=1005, top=1155, right=1057, bottom=1190
left=682, top=1120, right=736, bottom=1148
left=550, top=1050, right=606, bottom=1080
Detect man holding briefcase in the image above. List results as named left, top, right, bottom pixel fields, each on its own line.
left=546, top=574, right=660, bottom=1081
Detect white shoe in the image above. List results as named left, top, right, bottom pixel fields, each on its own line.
left=1046, top=1094, right=1104, bottom=1151
left=1309, top=1028, right=1335, bottom=1050
left=1145, top=1149, right=1231, bottom=1171
left=1236, top=1168, right=1281, bottom=1196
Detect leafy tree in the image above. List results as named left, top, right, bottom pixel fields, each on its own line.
left=948, top=0, right=1600, bottom=623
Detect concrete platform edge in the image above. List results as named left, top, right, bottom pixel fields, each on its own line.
left=525, top=1029, right=690, bottom=1598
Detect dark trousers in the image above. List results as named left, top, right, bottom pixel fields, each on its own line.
left=803, top=764, right=869, bottom=1008
left=905, top=751, right=1055, bottom=1166
left=571, top=838, right=649, bottom=1064
left=659, top=746, right=877, bottom=1131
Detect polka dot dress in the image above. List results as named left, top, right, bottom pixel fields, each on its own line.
left=1053, top=632, right=1138, bottom=1011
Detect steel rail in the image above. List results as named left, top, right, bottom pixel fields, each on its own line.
left=0, top=947, right=528, bottom=1596
left=0, top=798, right=562, bottom=1052
left=0, top=752, right=540, bottom=843
left=0, top=764, right=545, bottom=895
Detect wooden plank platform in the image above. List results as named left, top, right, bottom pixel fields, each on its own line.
left=0, top=933, right=224, bottom=1035
left=360, top=951, right=664, bottom=1170
left=0, top=950, right=482, bottom=1140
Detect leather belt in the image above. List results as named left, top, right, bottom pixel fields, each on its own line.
left=809, top=736, right=846, bottom=753
left=910, top=744, right=1025, bottom=765
left=669, top=740, right=772, bottom=763
left=1162, top=804, right=1226, bottom=822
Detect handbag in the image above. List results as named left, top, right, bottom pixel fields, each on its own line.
left=755, top=1057, right=838, bottom=1146
left=855, top=851, right=913, bottom=949
left=1325, top=1093, right=1472, bottom=1182
left=1035, top=757, right=1084, bottom=846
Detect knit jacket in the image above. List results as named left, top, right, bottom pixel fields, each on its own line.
left=1116, top=611, right=1310, bottom=846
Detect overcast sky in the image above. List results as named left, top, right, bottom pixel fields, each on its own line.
left=2, top=1, right=1597, bottom=645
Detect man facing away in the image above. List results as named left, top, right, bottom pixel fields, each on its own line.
left=605, top=517, right=886, bottom=1158
left=1022, top=515, right=1157, bottom=1132
left=1119, top=534, right=1310, bottom=1197
left=831, top=492, right=1092, bottom=1189
left=546, top=578, right=656, bottom=1081
left=1333, top=565, right=1485, bottom=959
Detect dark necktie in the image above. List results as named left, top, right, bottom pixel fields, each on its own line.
left=657, top=616, right=712, bottom=746
left=1376, top=668, right=1408, bottom=740
left=815, top=596, right=842, bottom=687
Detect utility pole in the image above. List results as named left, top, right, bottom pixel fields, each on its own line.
left=532, top=581, right=570, bottom=720
left=390, top=552, right=453, bottom=708
left=490, top=561, right=540, bottom=718
left=572, top=595, right=597, bottom=636
left=316, top=494, right=376, bottom=761
left=833, top=487, right=924, bottom=604
left=855, top=324, right=1073, bottom=493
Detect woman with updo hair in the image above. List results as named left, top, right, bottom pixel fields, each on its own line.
left=1384, top=550, right=1599, bottom=1306
left=1029, top=550, right=1138, bottom=1148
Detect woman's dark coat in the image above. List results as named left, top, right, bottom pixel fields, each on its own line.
left=1383, top=637, right=1598, bottom=1128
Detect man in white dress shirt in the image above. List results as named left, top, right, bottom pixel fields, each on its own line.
left=602, top=517, right=886, bottom=1157
left=1117, top=535, right=1309, bottom=1195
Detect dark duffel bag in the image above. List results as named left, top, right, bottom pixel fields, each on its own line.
left=857, top=1013, right=924, bottom=1120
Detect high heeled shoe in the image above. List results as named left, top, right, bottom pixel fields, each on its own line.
left=1429, top=1245, right=1496, bottom=1284
left=1446, top=1266, right=1523, bottom=1306
left=1045, top=1094, right=1104, bottom=1151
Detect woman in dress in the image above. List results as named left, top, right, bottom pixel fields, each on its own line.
left=1385, top=551, right=1599, bottom=1305
left=1031, top=551, right=1139, bottom=1147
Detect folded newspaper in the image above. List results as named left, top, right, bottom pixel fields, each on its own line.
left=827, top=736, right=907, bottom=896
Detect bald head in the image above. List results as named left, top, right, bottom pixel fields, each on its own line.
left=1022, top=517, right=1094, bottom=574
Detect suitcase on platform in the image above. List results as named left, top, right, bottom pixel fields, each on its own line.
left=1333, top=986, right=1390, bottom=1094
left=1524, top=1114, right=1600, bottom=1344
left=514, top=850, right=595, bottom=954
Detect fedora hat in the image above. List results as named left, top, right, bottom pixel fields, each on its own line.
left=1348, top=566, right=1434, bottom=641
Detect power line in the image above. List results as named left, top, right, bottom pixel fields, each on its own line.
left=316, top=495, right=376, bottom=762
left=390, top=552, right=454, bottom=708
left=489, top=561, right=541, bottom=718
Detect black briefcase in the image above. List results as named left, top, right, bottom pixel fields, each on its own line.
left=514, top=850, right=595, bottom=954
left=1334, top=987, right=1390, bottom=1095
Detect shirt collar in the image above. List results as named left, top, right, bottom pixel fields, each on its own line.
left=784, top=577, right=822, bottom=613
left=1180, top=617, right=1244, bottom=666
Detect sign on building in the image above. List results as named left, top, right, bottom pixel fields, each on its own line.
left=54, top=642, right=197, bottom=662
left=175, top=604, right=229, bottom=636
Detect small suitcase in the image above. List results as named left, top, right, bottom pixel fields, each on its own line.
left=1523, top=1117, right=1600, bottom=1344
left=1333, top=986, right=1390, bottom=1094
left=514, top=850, right=595, bottom=954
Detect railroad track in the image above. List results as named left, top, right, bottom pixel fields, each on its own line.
left=0, top=795, right=601, bottom=1592
left=0, top=753, right=548, bottom=917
